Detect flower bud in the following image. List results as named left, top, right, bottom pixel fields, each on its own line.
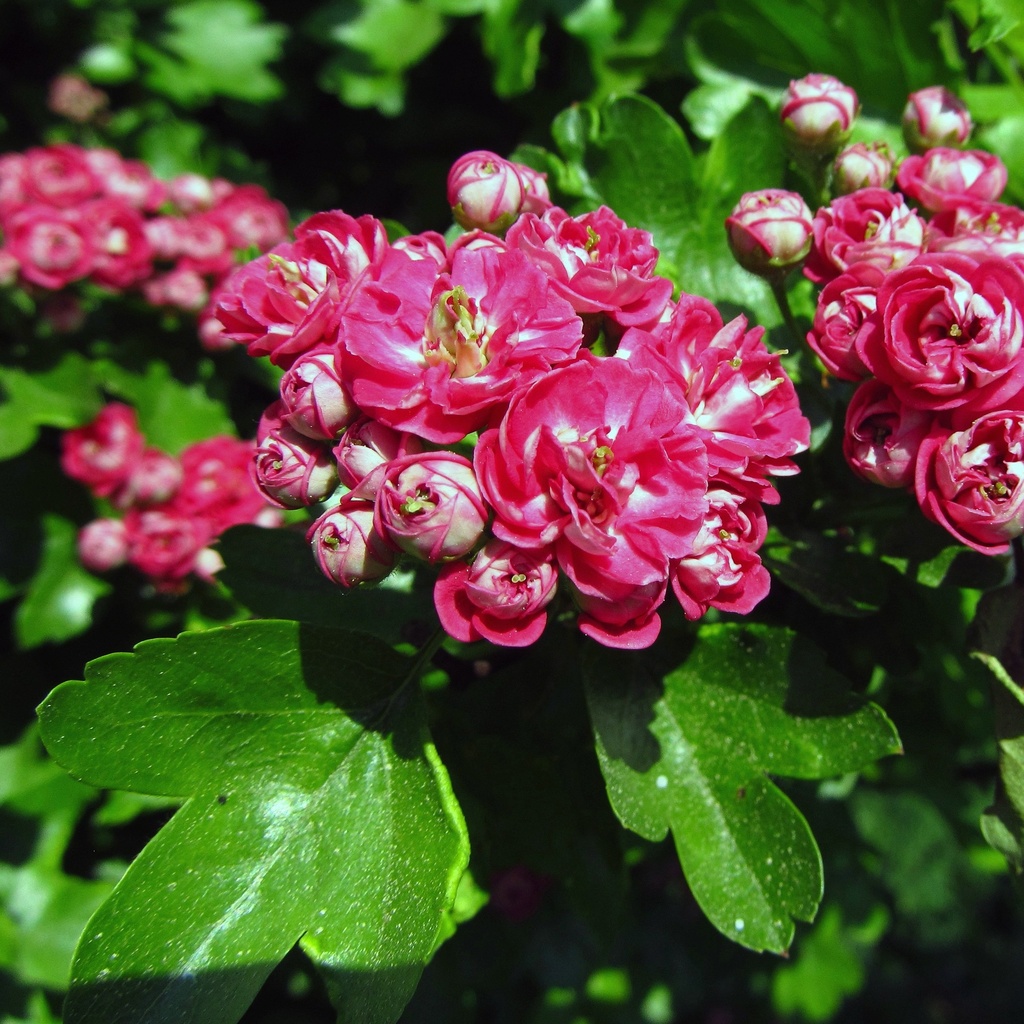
left=447, top=151, right=525, bottom=234
left=333, top=417, right=423, bottom=497
left=902, top=86, right=972, bottom=153
left=517, top=163, right=552, bottom=215
left=781, top=73, right=859, bottom=154
left=375, top=452, right=487, bottom=562
left=308, top=498, right=397, bottom=587
left=843, top=379, right=932, bottom=489
left=78, top=517, right=129, bottom=573
left=725, top=189, right=814, bottom=278
left=251, top=425, right=338, bottom=508
left=832, top=142, right=895, bottom=195
left=279, top=350, right=359, bottom=440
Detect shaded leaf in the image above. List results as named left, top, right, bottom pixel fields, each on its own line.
left=971, top=584, right=1024, bottom=874
left=584, top=623, right=900, bottom=953
left=14, top=516, right=110, bottom=650
left=37, top=621, right=469, bottom=1024
left=215, top=524, right=436, bottom=644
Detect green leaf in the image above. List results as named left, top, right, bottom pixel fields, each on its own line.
left=37, top=621, right=469, bottom=1024
left=0, top=727, right=111, bottom=992
left=583, top=623, right=901, bottom=954
left=139, top=0, right=287, bottom=106
left=480, top=0, right=544, bottom=96
left=215, top=525, right=436, bottom=644
left=771, top=904, right=879, bottom=1021
left=552, top=94, right=784, bottom=323
left=849, top=789, right=971, bottom=943
left=763, top=527, right=891, bottom=617
left=971, top=585, right=1024, bottom=874
left=686, top=0, right=951, bottom=115
left=0, top=353, right=103, bottom=461
left=14, top=516, right=111, bottom=650
left=91, top=358, right=236, bottom=454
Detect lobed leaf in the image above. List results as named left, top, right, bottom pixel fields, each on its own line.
left=37, top=620, right=469, bottom=1024
left=584, top=623, right=901, bottom=954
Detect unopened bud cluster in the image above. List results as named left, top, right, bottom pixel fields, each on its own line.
left=216, top=151, right=810, bottom=649
left=729, top=75, right=1024, bottom=555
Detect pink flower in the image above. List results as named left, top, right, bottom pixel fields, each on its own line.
left=77, top=518, right=129, bottom=573
left=843, top=379, right=934, bottom=488
left=804, top=188, right=926, bottom=285
left=81, top=197, right=154, bottom=290
left=805, top=263, right=883, bottom=380
left=124, top=507, right=213, bottom=586
left=115, top=448, right=184, bottom=507
left=47, top=74, right=108, bottom=123
left=780, top=74, right=859, bottom=153
left=896, top=148, right=1008, bottom=214
left=167, top=173, right=218, bottom=214
left=141, top=268, right=208, bottom=312
left=832, top=142, right=895, bottom=194
left=506, top=205, right=673, bottom=334
left=475, top=356, right=708, bottom=592
left=307, top=497, right=397, bottom=587
left=5, top=205, right=97, bottom=289
left=393, top=230, right=448, bottom=269
left=0, top=154, right=27, bottom=223
left=251, top=425, right=338, bottom=509
left=279, top=349, right=359, bottom=441
left=447, top=151, right=526, bottom=233
left=725, top=189, right=814, bottom=278
left=61, top=404, right=145, bottom=499
left=573, top=571, right=667, bottom=650
left=434, top=541, right=558, bottom=646
left=671, top=483, right=770, bottom=619
left=626, top=297, right=810, bottom=484
left=374, top=452, right=487, bottom=563
left=903, top=86, right=972, bottom=153
left=86, top=150, right=167, bottom=211
left=174, top=212, right=234, bottom=276
left=341, top=246, right=582, bottom=442
left=173, top=436, right=273, bottom=533
left=926, top=201, right=1024, bottom=265
left=210, top=184, right=290, bottom=251
left=22, top=144, right=100, bottom=208
left=215, top=211, right=390, bottom=367
left=915, top=411, right=1024, bottom=553
left=856, top=253, right=1024, bottom=414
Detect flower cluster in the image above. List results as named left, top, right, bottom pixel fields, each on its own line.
left=217, top=150, right=810, bottom=649
left=0, top=142, right=289, bottom=346
left=730, top=77, right=1024, bottom=555
left=62, top=403, right=282, bottom=590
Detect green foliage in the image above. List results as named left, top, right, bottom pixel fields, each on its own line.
left=584, top=623, right=901, bottom=954
left=0, top=353, right=103, bottom=462
left=13, top=516, right=111, bottom=650
left=540, top=93, right=784, bottom=324
left=37, top=621, right=469, bottom=1024
left=137, top=0, right=287, bottom=106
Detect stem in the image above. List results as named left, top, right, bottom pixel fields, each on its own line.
left=402, top=624, right=448, bottom=690
left=770, top=278, right=803, bottom=349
